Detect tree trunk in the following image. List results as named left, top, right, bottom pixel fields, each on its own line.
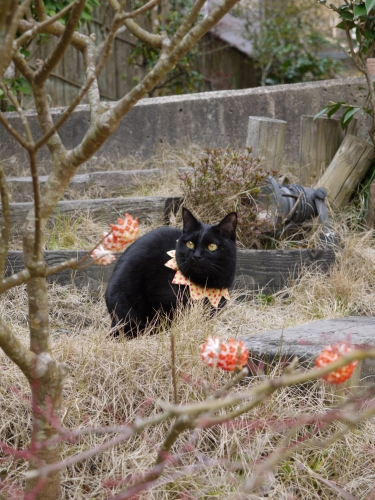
left=23, top=215, right=69, bottom=499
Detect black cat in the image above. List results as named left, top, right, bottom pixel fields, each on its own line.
left=105, top=207, right=237, bottom=337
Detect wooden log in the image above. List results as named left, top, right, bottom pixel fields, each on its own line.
left=235, top=248, right=335, bottom=294
left=1, top=196, right=182, bottom=226
left=299, top=115, right=345, bottom=186
left=365, top=179, right=375, bottom=228
left=316, top=134, right=375, bottom=208
left=5, top=247, right=335, bottom=293
left=245, top=116, right=287, bottom=170
left=7, top=169, right=162, bottom=202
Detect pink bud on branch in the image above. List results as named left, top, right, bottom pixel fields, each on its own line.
left=200, top=336, right=249, bottom=372
left=90, top=213, right=140, bottom=265
left=315, top=341, right=358, bottom=384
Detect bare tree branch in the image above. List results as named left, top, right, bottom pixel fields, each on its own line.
left=34, top=0, right=47, bottom=20
left=35, top=11, right=124, bottom=149
left=13, top=49, right=35, bottom=84
left=0, top=0, right=33, bottom=81
left=29, top=151, right=42, bottom=260
left=24, top=0, right=240, bottom=225
left=34, top=0, right=87, bottom=84
left=18, top=17, right=88, bottom=52
left=81, top=35, right=101, bottom=120
left=0, top=163, right=10, bottom=278
left=0, top=316, right=38, bottom=379
left=123, top=18, right=164, bottom=48
left=108, top=0, right=164, bottom=48
left=0, top=269, right=31, bottom=293
left=26, top=411, right=173, bottom=480
left=124, top=0, right=162, bottom=19
left=32, top=79, right=66, bottom=160
left=171, top=0, right=207, bottom=46
left=16, top=2, right=75, bottom=48
left=0, top=81, right=34, bottom=144
left=0, top=110, right=31, bottom=150
left=239, top=401, right=375, bottom=496
left=26, top=350, right=375, bottom=482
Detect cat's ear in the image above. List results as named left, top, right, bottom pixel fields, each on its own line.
left=217, top=212, right=237, bottom=240
left=182, top=207, right=201, bottom=233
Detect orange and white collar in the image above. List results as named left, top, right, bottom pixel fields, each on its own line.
left=165, top=250, right=230, bottom=308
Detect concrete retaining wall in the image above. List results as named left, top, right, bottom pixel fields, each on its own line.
left=0, top=77, right=370, bottom=167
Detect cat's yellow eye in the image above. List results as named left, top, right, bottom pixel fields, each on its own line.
left=207, top=243, right=218, bottom=251
left=186, top=241, right=194, bottom=249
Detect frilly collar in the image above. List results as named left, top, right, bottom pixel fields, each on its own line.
left=165, top=250, right=230, bottom=308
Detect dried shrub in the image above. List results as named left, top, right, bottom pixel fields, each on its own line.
left=179, top=148, right=277, bottom=248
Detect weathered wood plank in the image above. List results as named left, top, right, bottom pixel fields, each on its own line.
left=234, top=248, right=336, bottom=294
left=366, top=179, right=375, bottom=228
left=5, top=247, right=335, bottom=293
left=2, top=196, right=182, bottom=225
left=246, top=116, right=287, bottom=170
left=317, top=134, right=375, bottom=207
left=7, top=169, right=163, bottom=202
left=299, top=115, right=345, bottom=186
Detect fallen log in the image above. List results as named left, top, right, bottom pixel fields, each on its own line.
left=316, top=134, right=375, bottom=207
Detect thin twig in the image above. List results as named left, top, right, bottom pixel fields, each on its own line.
left=0, top=111, right=31, bottom=150
left=123, top=0, right=161, bottom=19
left=0, top=81, right=34, bottom=145
left=25, top=411, right=173, bottom=480
left=0, top=163, right=10, bottom=278
left=282, top=191, right=303, bottom=225
left=170, top=330, right=178, bottom=405
left=34, top=11, right=123, bottom=151
left=238, top=402, right=375, bottom=496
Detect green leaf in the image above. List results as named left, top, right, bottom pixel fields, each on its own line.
left=17, top=86, right=32, bottom=95
left=314, top=107, right=329, bottom=120
left=335, top=20, right=351, bottom=30
left=366, top=0, right=375, bottom=12
left=340, top=11, right=354, bottom=20
left=20, top=48, right=30, bottom=58
left=354, top=4, right=367, bottom=17
left=365, top=28, right=375, bottom=39
left=327, top=102, right=343, bottom=117
left=341, top=106, right=361, bottom=127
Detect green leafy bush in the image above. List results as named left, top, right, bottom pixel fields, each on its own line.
left=179, top=148, right=277, bottom=248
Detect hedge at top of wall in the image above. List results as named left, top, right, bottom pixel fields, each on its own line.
left=0, top=77, right=371, bottom=168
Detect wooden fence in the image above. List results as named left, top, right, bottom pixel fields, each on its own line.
left=25, top=5, right=255, bottom=107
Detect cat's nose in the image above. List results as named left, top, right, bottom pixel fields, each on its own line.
left=192, top=250, right=202, bottom=261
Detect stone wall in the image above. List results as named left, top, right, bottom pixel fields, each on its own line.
left=0, top=77, right=370, bottom=168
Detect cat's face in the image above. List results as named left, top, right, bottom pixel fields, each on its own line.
left=175, top=207, right=237, bottom=289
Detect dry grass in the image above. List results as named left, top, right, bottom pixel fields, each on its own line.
left=1, top=229, right=375, bottom=499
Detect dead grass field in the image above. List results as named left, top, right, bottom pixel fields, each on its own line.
left=2, top=225, right=375, bottom=498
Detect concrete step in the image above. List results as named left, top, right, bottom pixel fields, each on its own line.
left=6, top=169, right=163, bottom=202
left=242, top=316, right=375, bottom=389
left=2, top=196, right=182, bottom=225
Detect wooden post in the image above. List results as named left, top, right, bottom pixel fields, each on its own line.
left=246, top=116, right=287, bottom=170
left=316, top=134, right=375, bottom=208
left=299, top=115, right=345, bottom=186
left=365, top=180, right=375, bottom=228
